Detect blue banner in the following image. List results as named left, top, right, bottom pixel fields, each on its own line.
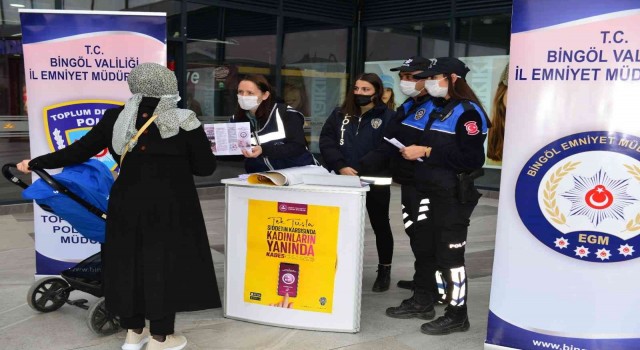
left=486, top=0, right=640, bottom=349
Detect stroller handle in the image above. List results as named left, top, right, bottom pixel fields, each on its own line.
left=2, top=164, right=29, bottom=189
left=2, top=163, right=107, bottom=220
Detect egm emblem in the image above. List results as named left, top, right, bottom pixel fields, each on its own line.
left=43, top=100, right=123, bottom=170
left=515, top=131, right=640, bottom=262
left=371, top=118, right=382, bottom=129
left=414, top=109, right=426, bottom=120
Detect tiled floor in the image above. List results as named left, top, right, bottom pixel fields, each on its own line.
left=0, top=185, right=498, bottom=349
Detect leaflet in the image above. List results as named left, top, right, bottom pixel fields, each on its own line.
left=247, top=165, right=329, bottom=186
left=204, top=122, right=252, bottom=156
left=384, top=137, right=423, bottom=162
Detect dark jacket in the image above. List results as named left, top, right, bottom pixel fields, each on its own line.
left=415, top=98, right=489, bottom=190
left=30, top=97, right=221, bottom=319
left=231, top=103, right=314, bottom=173
left=361, top=95, right=432, bottom=186
left=319, top=103, right=394, bottom=177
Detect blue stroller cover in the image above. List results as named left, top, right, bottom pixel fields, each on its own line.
left=23, top=159, right=113, bottom=243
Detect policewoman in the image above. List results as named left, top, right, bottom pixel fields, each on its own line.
left=386, top=57, right=489, bottom=335
left=319, top=73, right=395, bottom=292
left=231, top=74, right=315, bottom=173
left=382, top=56, right=435, bottom=291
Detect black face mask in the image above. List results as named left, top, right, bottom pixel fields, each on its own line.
left=354, top=94, right=374, bottom=106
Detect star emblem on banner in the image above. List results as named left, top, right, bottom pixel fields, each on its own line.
left=618, top=244, right=635, bottom=257
left=596, top=248, right=611, bottom=261
left=574, top=246, right=589, bottom=258
left=554, top=237, right=569, bottom=249
left=561, top=169, right=636, bottom=226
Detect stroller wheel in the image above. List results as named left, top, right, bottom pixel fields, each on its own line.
left=87, top=297, right=121, bottom=336
left=27, top=277, right=70, bottom=313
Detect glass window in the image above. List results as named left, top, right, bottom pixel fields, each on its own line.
left=62, top=0, right=126, bottom=10
left=366, top=27, right=417, bottom=61
left=0, top=1, right=41, bottom=204
left=186, top=5, right=276, bottom=122
left=364, top=21, right=451, bottom=111
left=367, top=21, right=451, bottom=61
left=3, top=0, right=55, bottom=14
left=128, top=0, right=164, bottom=7
left=94, top=0, right=126, bottom=11
left=283, top=18, right=348, bottom=153
left=420, top=20, right=450, bottom=58
left=125, top=0, right=181, bottom=36
left=455, top=14, right=511, bottom=57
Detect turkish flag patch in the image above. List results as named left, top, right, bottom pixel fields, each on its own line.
left=464, top=121, right=479, bottom=135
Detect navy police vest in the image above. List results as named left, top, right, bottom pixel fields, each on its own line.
left=427, top=100, right=489, bottom=135
left=400, top=98, right=436, bottom=130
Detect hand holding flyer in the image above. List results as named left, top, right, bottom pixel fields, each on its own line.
left=384, top=137, right=423, bottom=162
left=204, top=122, right=252, bottom=156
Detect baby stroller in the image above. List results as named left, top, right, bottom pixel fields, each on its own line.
left=2, top=160, right=120, bottom=336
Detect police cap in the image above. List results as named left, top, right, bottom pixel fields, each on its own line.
left=390, top=56, right=430, bottom=72
left=413, top=57, right=470, bottom=79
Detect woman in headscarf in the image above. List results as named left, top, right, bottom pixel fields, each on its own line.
left=17, top=63, right=220, bottom=350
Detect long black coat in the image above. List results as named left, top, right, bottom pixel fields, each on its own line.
left=30, top=97, right=221, bottom=319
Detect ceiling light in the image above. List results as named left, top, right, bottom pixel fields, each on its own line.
left=10, top=4, right=26, bottom=8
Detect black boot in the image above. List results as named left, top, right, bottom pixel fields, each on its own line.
left=372, top=264, right=391, bottom=292
left=396, top=280, right=414, bottom=290
left=386, top=289, right=435, bottom=320
left=420, top=305, right=470, bottom=335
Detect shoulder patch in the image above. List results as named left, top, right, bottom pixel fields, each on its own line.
left=464, top=121, right=480, bottom=135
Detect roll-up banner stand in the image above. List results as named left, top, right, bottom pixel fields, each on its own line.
left=20, top=10, right=166, bottom=277
left=486, top=1, right=640, bottom=349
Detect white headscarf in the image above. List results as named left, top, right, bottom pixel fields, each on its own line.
left=112, top=63, right=201, bottom=155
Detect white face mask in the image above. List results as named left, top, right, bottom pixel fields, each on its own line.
left=399, top=80, right=422, bottom=97
left=425, top=78, right=448, bottom=98
left=237, top=95, right=261, bottom=111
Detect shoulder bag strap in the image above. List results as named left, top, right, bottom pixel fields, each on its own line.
left=119, top=114, right=158, bottom=169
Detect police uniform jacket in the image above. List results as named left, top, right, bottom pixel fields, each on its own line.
left=231, top=102, right=314, bottom=173
left=365, top=95, right=433, bottom=186
left=29, top=97, right=221, bottom=320
left=415, top=98, right=489, bottom=190
left=319, top=103, right=394, bottom=177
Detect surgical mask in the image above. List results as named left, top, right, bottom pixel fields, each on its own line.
left=237, top=95, right=261, bottom=111
left=399, top=80, right=422, bottom=97
left=425, top=79, right=448, bottom=98
left=354, top=94, right=373, bottom=106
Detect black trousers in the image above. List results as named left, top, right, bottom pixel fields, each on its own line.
left=120, top=313, right=176, bottom=336
left=366, top=185, right=394, bottom=265
left=400, top=184, right=419, bottom=243
left=411, top=187, right=477, bottom=306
